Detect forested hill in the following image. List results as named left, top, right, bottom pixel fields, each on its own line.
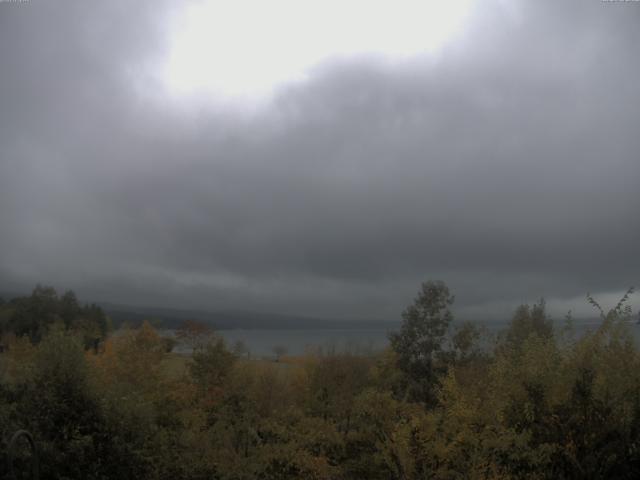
left=1, top=287, right=609, bottom=332
left=0, top=288, right=393, bottom=330
left=0, top=285, right=109, bottom=347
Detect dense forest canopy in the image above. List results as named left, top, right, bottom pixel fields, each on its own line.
left=0, top=285, right=110, bottom=347
left=0, top=282, right=639, bottom=479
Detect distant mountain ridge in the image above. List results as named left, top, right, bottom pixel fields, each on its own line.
left=100, top=302, right=398, bottom=330
left=0, top=288, right=612, bottom=332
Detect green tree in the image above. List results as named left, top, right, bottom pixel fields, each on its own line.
left=59, top=290, right=80, bottom=329
left=190, top=337, right=237, bottom=393
left=502, top=299, right=553, bottom=352
left=9, top=285, right=60, bottom=343
left=389, top=280, right=454, bottom=405
left=75, top=302, right=110, bottom=350
left=4, top=286, right=110, bottom=347
left=451, top=320, right=485, bottom=365
left=9, top=327, right=149, bottom=479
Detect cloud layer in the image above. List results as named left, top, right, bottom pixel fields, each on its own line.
left=1, top=0, right=639, bottom=320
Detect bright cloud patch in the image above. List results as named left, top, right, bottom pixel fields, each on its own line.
left=163, top=0, right=473, bottom=99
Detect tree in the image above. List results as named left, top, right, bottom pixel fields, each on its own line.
left=233, top=339, right=249, bottom=358
left=272, top=345, right=287, bottom=362
left=176, top=319, right=214, bottom=352
left=389, top=280, right=454, bottom=405
left=11, top=326, right=150, bottom=479
left=502, top=299, right=553, bottom=352
left=451, top=320, right=484, bottom=364
left=3, top=287, right=110, bottom=348
left=305, top=353, right=371, bottom=427
left=190, top=337, right=237, bottom=392
left=9, top=285, right=60, bottom=343
left=161, top=336, right=178, bottom=353
left=59, top=290, right=80, bottom=329
left=75, top=303, right=110, bottom=350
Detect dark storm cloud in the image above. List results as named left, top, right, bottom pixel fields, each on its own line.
left=1, top=0, right=638, bottom=320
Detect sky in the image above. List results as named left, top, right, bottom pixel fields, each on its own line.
left=0, top=0, right=639, bottom=322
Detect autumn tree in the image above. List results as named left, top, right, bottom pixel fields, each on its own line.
left=175, top=319, right=214, bottom=352
left=304, top=353, right=372, bottom=429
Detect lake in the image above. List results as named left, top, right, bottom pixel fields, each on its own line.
left=164, top=319, right=640, bottom=358
left=164, top=328, right=392, bottom=357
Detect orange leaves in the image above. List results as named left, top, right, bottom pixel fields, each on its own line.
left=88, top=321, right=166, bottom=392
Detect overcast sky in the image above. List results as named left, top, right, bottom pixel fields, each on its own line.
left=0, top=0, right=638, bottom=321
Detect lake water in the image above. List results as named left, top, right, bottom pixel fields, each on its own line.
left=165, top=320, right=640, bottom=358
left=217, top=328, right=391, bottom=356
left=165, top=328, right=393, bottom=357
